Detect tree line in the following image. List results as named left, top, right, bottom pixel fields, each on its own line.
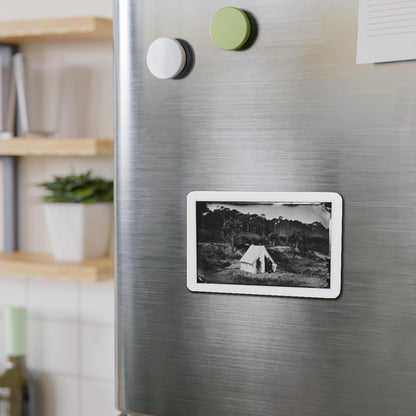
left=197, top=203, right=330, bottom=254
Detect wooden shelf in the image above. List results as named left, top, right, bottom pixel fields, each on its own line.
left=0, top=17, right=112, bottom=44
left=0, top=138, right=113, bottom=156
left=0, top=252, right=113, bottom=282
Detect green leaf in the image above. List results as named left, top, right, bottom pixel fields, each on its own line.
left=72, top=186, right=96, bottom=200
left=39, top=171, right=113, bottom=204
left=43, top=195, right=69, bottom=203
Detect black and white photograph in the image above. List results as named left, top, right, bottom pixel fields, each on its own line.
left=187, top=192, right=342, bottom=298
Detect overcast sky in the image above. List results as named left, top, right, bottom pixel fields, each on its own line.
left=207, top=203, right=330, bottom=227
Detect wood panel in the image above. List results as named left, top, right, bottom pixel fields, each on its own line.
left=0, top=17, right=112, bottom=44
left=0, top=138, right=113, bottom=156
left=0, top=252, right=114, bottom=282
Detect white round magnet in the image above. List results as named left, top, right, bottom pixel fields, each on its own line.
left=146, top=37, right=187, bottom=80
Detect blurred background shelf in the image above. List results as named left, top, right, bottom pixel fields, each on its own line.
left=0, top=137, right=113, bottom=156
left=0, top=4, right=116, bottom=415
left=0, top=16, right=113, bottom=44
left=0, top=251, right=114, bottom=281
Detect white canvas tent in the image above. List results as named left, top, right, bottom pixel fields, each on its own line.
left=239, top=245, right=276, bottom=274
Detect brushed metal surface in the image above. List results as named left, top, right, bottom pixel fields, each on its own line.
left=114, top=0, right=416, bottom=415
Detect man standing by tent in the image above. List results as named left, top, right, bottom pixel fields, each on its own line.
left=256, top=258, right=261, bottom=273
left=265, top=257, right=273, bottom=274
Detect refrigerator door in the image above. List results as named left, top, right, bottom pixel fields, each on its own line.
left=114, top=0, right=416, bottom=415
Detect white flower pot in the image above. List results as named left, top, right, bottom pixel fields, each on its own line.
left=43, top=202, right=113, bottom=262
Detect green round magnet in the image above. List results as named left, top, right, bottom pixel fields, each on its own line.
left=210, top=7, right=251, bottom=51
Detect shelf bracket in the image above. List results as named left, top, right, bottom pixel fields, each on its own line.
left=1, top=155, right=18, bottom=252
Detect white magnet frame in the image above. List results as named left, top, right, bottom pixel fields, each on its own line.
left=187, top=191, right=343, bottom=299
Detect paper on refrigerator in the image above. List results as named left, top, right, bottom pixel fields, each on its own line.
left=357, top=0, right=416, bottom=64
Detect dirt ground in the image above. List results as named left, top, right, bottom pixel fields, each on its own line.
left=198, top=247, right=330, bottom=288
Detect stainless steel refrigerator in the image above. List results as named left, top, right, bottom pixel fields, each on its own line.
left=114, top=1, right=416, bottom=415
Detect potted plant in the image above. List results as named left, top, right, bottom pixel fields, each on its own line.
left=39, top=171, right=113, bottom=262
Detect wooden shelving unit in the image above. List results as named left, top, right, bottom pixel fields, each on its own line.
left=0, top=17, right=115, bottom=282
left=0, top=252, right=114, bottom=282
left=0, top=138, right=113, bottom=156
left=0, top=17, right=112, bottom=44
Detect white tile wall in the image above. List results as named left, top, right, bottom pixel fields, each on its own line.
left=0, top=278, right=116, bottom=416
left=80, top=379, right=116, bottom=416
left=27, top=318, right=79, bottom=375
left=0, top=276, right=27, bottom=307
left=80, top=324, right=115, bottom=381
left=28, top=279, right=78, bottom=320
left=80, top=280, right=115, bottom=325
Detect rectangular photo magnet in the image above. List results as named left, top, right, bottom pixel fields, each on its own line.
left=187, top=192, right=343, bottom=299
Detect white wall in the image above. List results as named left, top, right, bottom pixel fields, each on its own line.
left=0, top=0, right=112, bottom=21
left=0, top=1, right=116, bottom=416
